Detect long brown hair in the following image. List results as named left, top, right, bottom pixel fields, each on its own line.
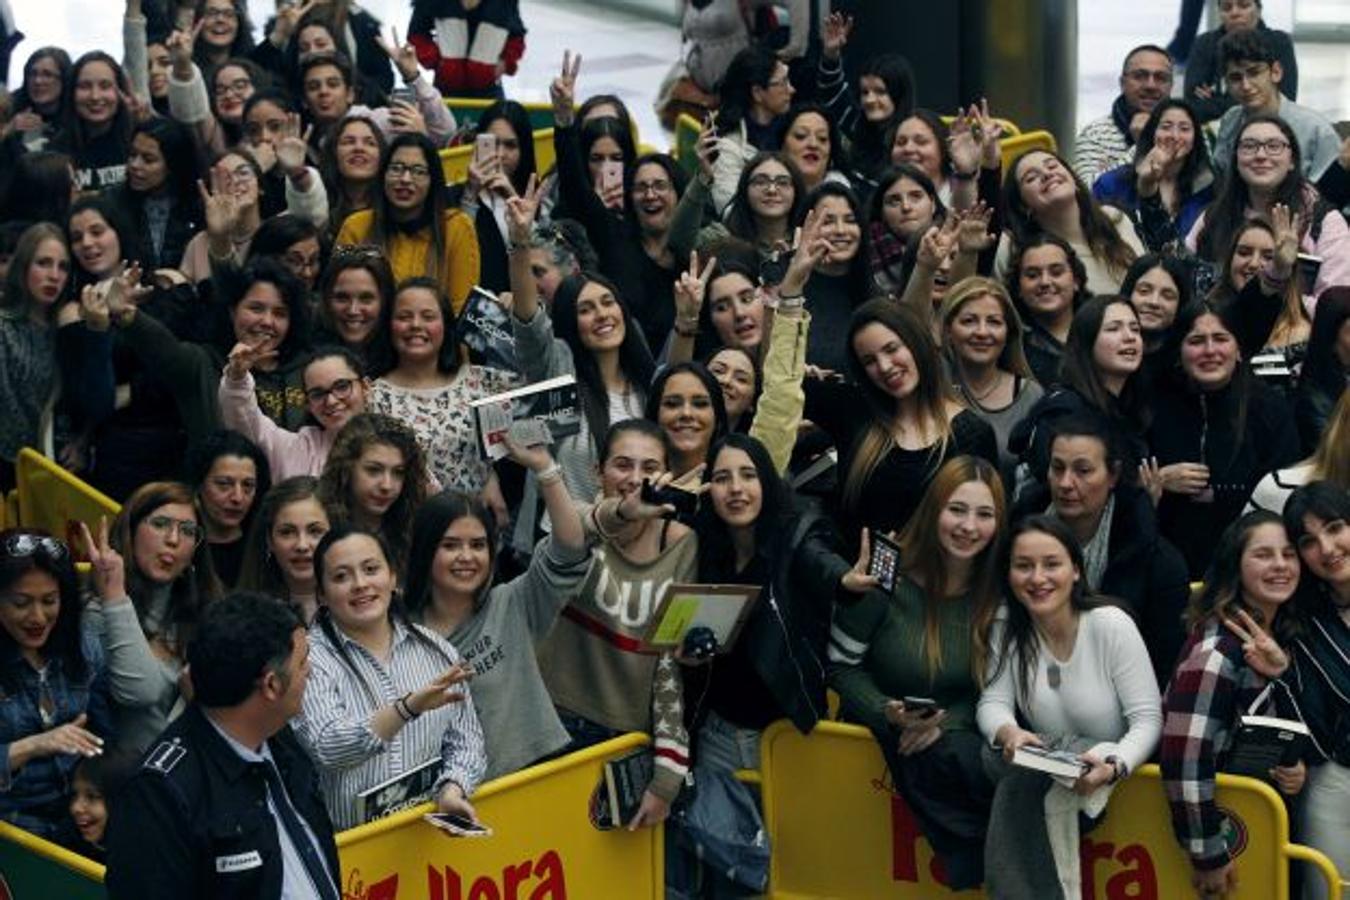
left=895, top=456, right=1007, bottom=685
left=1211, top=219, right=1308, bottom=348
left=1308, top=390, right=1350, bottom=492
left=1185, top=511, right=1293, bottom=637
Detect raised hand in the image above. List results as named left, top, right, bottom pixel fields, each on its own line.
left=388, top=98, right=428, bottom=136
left=375, top=26, right=421, bottom=84
left=102, top=262, right=150, bottom=322
left=953, top=202, right=995, bottom=254
left=225, top=340, right=279, bottom=380
left=841, top=528, right=881, bottom=594
left=410, top=663, right=474, bottom=715
left=504, top=173, right=542, bottom=246
left=80, top=284, right=112, bottom=332
left=34, top=713, right=104, bottom=759
left=673, top=250, right=717, bottom=327
left=695, top=118, right=719, bottom=182
left=550, top=50, right=581, bottom=127
left=502, top=435, right=555, bottom=475
left=779, top=208, right=831, bottom=295
left=947, top=113, right=980, bottom=176
left=78, top=516, right=126, bottom=602
left=1222, top=607, right=1289, bottom=678
left=275, top=113, right=313, bottom=177
left=915, top=219, right=957, bottom=271
left=270, top=0, right=323, bottom=47
left=1136, top=139, right=1178, bottom=196
left=1268, top=202, right=1301, bottom=281
left=821, top=12, right=853, bottom=61
left=1137, top=456, right=1164, bottom=507
left=968, top=98, right=1004, bottom=169
left=165, top=23, right=199, bottom=78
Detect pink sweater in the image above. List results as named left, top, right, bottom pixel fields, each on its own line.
left=218, top=371, right=335, bottom=480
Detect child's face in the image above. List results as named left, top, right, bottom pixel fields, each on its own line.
left=70, top=775, right=108, bottom=845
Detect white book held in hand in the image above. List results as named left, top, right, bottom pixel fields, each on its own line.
left=469, top=374, right=581, bottom=461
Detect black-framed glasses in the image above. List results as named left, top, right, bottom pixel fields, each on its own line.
left=748, top=174, right=792, bottom=191
left=387, top=162, right=431, bottom=181
left=1236, top=138, right=1291, bottom=157
left=2, top=533, right=69, bottom=562
left=305, top=378, right=358, bottom=405
left=144, top=515, right=205, bottom=545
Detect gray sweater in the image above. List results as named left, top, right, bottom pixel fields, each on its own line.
left=85, top=594, right=183, bottom=755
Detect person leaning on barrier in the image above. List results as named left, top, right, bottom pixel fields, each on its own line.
left=105, top=591, right=340, bottom=900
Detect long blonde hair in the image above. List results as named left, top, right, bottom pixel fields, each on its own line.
left=895, top=456, right=1007, bottom=685
left=939, top=276, right=1034, bottom=392
left=1309, top=390, right=1350, bottom=490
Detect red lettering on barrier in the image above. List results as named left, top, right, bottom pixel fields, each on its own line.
left=342, top=869, right=398, bottom=900
left=1079, top=839, right=1158, bottom=900
left=427, top=851, right=568, bottom=900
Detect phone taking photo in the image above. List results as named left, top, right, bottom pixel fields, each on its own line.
left=868, top=532, right=901, bottom=593
left=902, top=696, right=939, bottom=716
left=639, top=479, right=698, bottom=519
left=474, top=132, right=499, bottom=167
left=424, top=813, right=493, bottom=837
left=600, top=160, right=623, bottom=194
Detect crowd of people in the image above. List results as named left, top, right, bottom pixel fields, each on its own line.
left=0, top=0, right=1347, bottom=897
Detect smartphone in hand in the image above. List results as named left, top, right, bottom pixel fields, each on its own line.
left=868, top=532, right=901, bottom=593
left=424, top=813, right=493, bottom=837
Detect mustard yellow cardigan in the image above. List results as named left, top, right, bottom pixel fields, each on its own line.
left=336, top=208, right=480, bottom=314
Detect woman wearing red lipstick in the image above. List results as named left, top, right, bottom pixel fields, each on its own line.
left=0, top=531, right=112, bottom=843
left=1148, top=300, right=1302, bottom=578
left=0, top=224, right=72, bottom=492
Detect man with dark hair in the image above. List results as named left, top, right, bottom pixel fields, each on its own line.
left=1073, top=44, right=1174, bottom=186
left=106, top=593, right=340, bottom=900
left=1212, top=28, right=1344, bottom=189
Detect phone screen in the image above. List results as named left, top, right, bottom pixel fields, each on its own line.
left=425, top=813, right=492, bottom=837
left=868, top=534, right=901, bottom=593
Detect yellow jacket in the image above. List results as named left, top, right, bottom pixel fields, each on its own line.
left=336, top=208, right=480, bottom=314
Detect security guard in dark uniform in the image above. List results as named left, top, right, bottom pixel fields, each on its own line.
left=105, top=593, right=340, bottom=900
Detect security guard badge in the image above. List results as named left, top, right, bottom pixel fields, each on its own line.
left=145, top=739, right=187, bottom=775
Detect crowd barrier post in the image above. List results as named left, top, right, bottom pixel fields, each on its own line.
left=758, top=720, right=1341, bottom=900
left=0, top=821, right=105, bottom=896
left=14, top=448, right=120, bottom=555
left=336, top=732, right=663, bottom=900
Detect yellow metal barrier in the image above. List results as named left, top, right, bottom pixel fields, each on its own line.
left=444, top=97, right=555, bottom=133
left=440, top=127, right=556, bottom=187
left=0, top=488, right=15, bottom=530
left=758, top=720, right=1342, bottom=899
left=338, top=732, right=663, bottom=899
left=14, top=448, right=120, bottom=552
left=0, top=821, right=105, bottom=896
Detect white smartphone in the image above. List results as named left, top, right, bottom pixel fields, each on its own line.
left=474, top=132, right=499, bottom=167
left=424, top=813, right=493, bottom=837
left=599, top=160, right=623, bottom=194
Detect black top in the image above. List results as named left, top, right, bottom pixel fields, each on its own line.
left=1185, top=23, right=1298, bottom=123
left=106, top=704, right=340, bottom=900
left=697, top=556, right=784, bottom=731
left=209, top=537, right=248, bottom=590
left=803, top=270, right=863, bottom=377
left=61, top=129, right=129, bottom=193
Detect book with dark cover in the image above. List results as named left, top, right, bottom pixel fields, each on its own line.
left=458, top=286, right=518, bottom=372
left=355, top=756, right=442, bottom=823
left=602, top=749, right=652, bottom=829
left=469, top=374, right=582, bottom=461
left=1011, top=746, right=1089, bottom=780
left=1223, top=715, right=1311, bottom=779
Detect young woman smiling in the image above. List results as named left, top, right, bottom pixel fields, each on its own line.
left=867, top=164, right=945, bottom=294
left=0, top=531, right=111, bottom=842
left=296, top=525, right=485, bottom=831
left=781, top=103, right=848, bottom=193
left=319, top=116, right=387, bottom=242
left=102, top=118, right=203, bottom=272
left=799, top=184, right=872, bottom=379
left=368, top=278, right=517, bottom=498
left=1161, top=511, right=1308, bottom=899
left=1003, top=234, right=1090, bottom=386
left=645, top=362, right=729, bottom=479
left=829, top=457, right=1006, bottom=889
left=3, top=47, right=71, bottom=152
left=85, top=483, right=221, bottom=754
left=185, top=429, right=271, bottom=589
left=1209, top=216, right=1310, bottom=365
left=938, top=277, right=1044, bottom=477
left=237, top=476, right=331, bottom=624
left=979, top=516, right=1162, bottom=898
left=1147, top=300, right=1302, bottom=578
left=337, top=133, right=480, bottom=315
left=55, top=52, right=134, bottom=193
left=404, top=438, right=588, bottom=779
left=317, top=412, right=429, bottom=571
left=313, top=247, right=395, bottom=361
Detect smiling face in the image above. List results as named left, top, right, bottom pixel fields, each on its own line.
left=814, top=194, right=862, bottom=266
left=881, top=175, right=935, bottom=240
left=783, top=112, right=830, bottom=185
left=199, top=454, right=258, bottom=535
left=26, top=55, right=64, bottom=108
left=708, top=272, right=763, bottom=350
left=147, top=44, right=171, bottom=98
left=1235, top=121, right=1295, bottom=191
left=384, top=146, right=432, bottom=213
left=1119, top=48, right=1172, bottom=114
left=1091, top=302, right=1143, bottom=381
left=25, top=238, right=70, bottom=308
left=745, top=158, right=795, bottom=221
left=947, top=293, right=1007, bottom=370
left=658, top=372, right=716, bottom=461
left=599, top=431, right=667, bottom=499
left=1229, top=225, right=1275, bottom=290
left=853, top=322, right=919, bottom=401
left=1239, top=522, right=1300, bottom=610
left=69, top=773, right=108, bottom=846
left=336, top=120, right=381, bottom=180
left=574, top=281, right=625, bottom=351
left=891, top=117, right=942, bottom=182
left=199, top=0, right=240, bottom=48
left=859, top=74, right=895, bottom=123
left=132, top=501, right=200, bottom=584
left=319, top=533, right=394, bottom=632
left=0, top=569, right=61, bottom=658
left=1015, top=151, right=1077, bottom=215
left=709, top=445, right=763, bottom=529
left=1129, top=265, right=1182, bottom=333
left=127, top=132, right=168, bottom=194
left=631, top=161, right=677, bottom=235
left=1008, top=529, right=1079, bottom=623
left=303, top=63, right=353, bottom=124
left=270, top=497, right=329, bottom=589
left=1017, top=243, right=1077, bottom=323
left=230, top=282, right=291, bottom=355
left=1152, top=106, right=1196, bottom=161
left=68, top=208, right=121, bottom=280
left=304, top=355, right=367, bottom=432
left=936, top=480, right=998, bottom=561
left=351, top=443, right=406, bottom=521
left=1181, top=311, right=1239, bottom=389
left=74, top=60, right=119, bottom=128
left=212, top=64, right=252, bottom=122
left=431, top=515, right=493, bottom=598
left=327, top=267, right=382, bottom=345
left=708, top=348, right=758, bottom=421
left=1048, top=435, right=1118, bottom=527
left=390, top=285, right=446, bottom=365
left=1297, top=514, right=1350, bottom=590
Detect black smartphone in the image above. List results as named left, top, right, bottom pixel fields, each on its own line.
left=1297, top=253, right=1323, bottom=296
left=868, top=532, right=901, bottom=593
left=640, top=479, right=698, bottom=518
left=902, top=696, right=939, bottom=716
left=424, top=813, right=493, bottom=837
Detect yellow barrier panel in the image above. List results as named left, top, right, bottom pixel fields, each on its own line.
left=758, top=720, right=1341, bottom=900
left=0, top=821, right=105, bottom=897
left=444, top=98, right=555, bottom=133
left=0, top=488, right=14, bottom=529
left=15, top=448, right=120, bottom=551
left=440, top=128, right=556, bottom=187
left=337, top=732, right=662, bottom=900
left=999, top=129, right=1058, bottom=173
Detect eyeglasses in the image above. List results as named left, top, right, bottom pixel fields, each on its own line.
left=748, top=174, right=792, bottom=191
left=202, top=6, right=238, bottom=20
left=386, top=162, right=431, bottom=181
left=143, top=515, right=205, bottom=545
left=1124, top=68, right=1172, bottom=85
left=1237, top=137, right=1291, bottom=157
left=284, top=253, right=321, bottom=274
left=3, top=533, right=69, bottom=561
left=305, top=378, right=358, bottom=405
left=633, top=179, right=672, bottom=196
left=225, top=164, right=257, bottom=182
left=214, top=78, right=252, bottom=98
